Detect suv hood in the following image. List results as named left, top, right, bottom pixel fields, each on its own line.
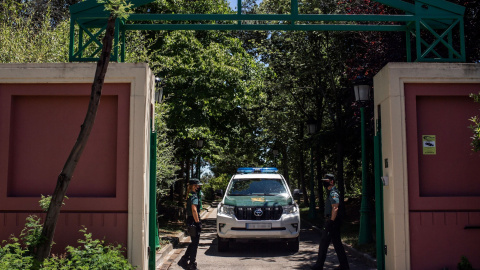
left=223, top=194, right=292, bottom=207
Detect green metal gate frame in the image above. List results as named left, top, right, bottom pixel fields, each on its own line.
left=68, top=1, right=466, bottom=269
left=374, top=117, right=385, bottom=270
left=149, top=130, right=160, bottom=270
left=69, top=0, right=466, bottom=63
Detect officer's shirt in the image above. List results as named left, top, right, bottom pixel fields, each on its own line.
left=186, top=191, right=200, bottom=216
left=198, top=190, right=204, bottom=210
left=324, top=186, right=340, bottom=217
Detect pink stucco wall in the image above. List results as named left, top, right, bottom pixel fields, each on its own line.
left=405, top=83, right=480, bottom=269
left=0, top=83, right=130, bottom=253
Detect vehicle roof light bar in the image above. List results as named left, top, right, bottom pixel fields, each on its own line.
left=237, top=167, right=279, bottom=174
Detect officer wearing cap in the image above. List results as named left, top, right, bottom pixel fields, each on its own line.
left=178, top=179, right=203, bottom=270
left=311, top=174, right=349, bottom=270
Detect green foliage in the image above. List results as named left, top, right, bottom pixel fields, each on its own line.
left=457, top=256, right=473, bottom=270
left=0, top=216, right=42, bottom=269
left=0, top=0, right=148, bottom=64
left=0, top=0, right=69, bottom=63
left=39, top=195, right=69, bottom=212
left=1, top=199, right=132, bottom=269
left=149, top=0, right=231, bottom=15
left=99, top=0, right=133, bottom=20
left=155, top=103, right=180, bottom=198
left=20, top=216, right=44, bottom=253
left=0, top=218, right=134, bottom=270
left=42, top=227, right=134, bottom=270
left=0, top=237, right=35, bottom=270
left=469, top=93, right=480, bottom=152
left=469, top=115, right=480, bottom=152
left=203, top=173, right=230, bottom=200
left=124, top=30, right=152, bottom=63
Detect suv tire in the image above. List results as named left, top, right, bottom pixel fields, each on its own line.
left=286, top=237, right=299, bottom=252
left=217, top=236, right=229, bottom=252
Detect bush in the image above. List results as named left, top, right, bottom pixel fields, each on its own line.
left=457, top=256, right=473, bottom=270
left=0, top=237, right=35, bottom=270
left=0, top=216, right=134, bottom=270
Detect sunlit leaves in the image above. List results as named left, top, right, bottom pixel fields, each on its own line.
left=0, top=2, right=69, bottom=63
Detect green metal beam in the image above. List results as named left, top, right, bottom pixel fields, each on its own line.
left=124, top=24, right=407, bottom=32
left=126, top=13, right=416, bottom=22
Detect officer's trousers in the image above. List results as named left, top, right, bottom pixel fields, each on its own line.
left=183, top=216, right=201, bottom=263
left=316, top=219, right=349, bottom=269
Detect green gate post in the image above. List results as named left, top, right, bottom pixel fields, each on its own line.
left=374, top=119, right=385, bottom=270
left=149, top=131, right=158, bottom=270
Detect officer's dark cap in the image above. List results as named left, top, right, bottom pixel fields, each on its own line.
left=321, top=174, right=335, bottom=181
left=189, top=178, right=203, bottom=185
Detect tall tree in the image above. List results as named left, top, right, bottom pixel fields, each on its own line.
left=33, top=0, right=132, bottom=264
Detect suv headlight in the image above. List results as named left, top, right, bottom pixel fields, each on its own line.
left=283, top=204, right=298, bottom=214
left=218, top=203, right=235, bottom=216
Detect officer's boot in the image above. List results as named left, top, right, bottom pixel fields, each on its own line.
left=177, top=256, right=188, bottom=269
left=187, top=261, right=199, bottom=270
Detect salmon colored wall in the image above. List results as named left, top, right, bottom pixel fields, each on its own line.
left=405, top=83, right=480, bottom=269
left=0, top=83, right=130, bottom=253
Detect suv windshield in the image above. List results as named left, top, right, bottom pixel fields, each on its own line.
left=227, top=178, right=288, bottom=196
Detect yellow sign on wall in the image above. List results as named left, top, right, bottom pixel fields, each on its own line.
left=422, top=135, right=436, bottom=155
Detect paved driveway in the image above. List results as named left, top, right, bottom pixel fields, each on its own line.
left=159, top=205, right=376, bottom=270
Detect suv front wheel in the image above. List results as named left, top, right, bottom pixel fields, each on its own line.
left=286, top=237, right=299, bottom=252
left=217, top=235, right=229, bottom=252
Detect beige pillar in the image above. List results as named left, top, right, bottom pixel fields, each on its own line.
left=374, top=63, right=480, bottom=270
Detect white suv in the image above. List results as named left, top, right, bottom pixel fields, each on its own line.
left=216, top=167, right=300, bottom=252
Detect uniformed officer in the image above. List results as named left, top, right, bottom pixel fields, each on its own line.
left=311, top=174, right=349, bottom=270
left=178, top=179, right=202, bottom=270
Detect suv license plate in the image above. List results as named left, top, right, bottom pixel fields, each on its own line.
left=246, top=223, right=272, bottom=229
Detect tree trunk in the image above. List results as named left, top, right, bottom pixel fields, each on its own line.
left=299, top=122, right=309, bottom=204
left=191, top=157, right=194, bottom=179
left=336, top=132, right=346, bottom=218
left=316, top=150, right=324, bottom=212
left=282, top=145, right=289, bottom=185
left=333, top=85, right=346, bottom=219
left=185, top=155, right=190, bottom=197
left=33, top=16, right=116, bottom=264
left=315, top=87, right=325, bottom=211
left=196, top=155, right=201, bottom=179
left=178, top=159, right=185, bottom=204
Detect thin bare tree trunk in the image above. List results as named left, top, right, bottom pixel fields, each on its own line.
left=34, top=16, right=116, bottom=264
left=282, top=145, right=289, bottom=185
left=299, top=122, right=309, bottom=205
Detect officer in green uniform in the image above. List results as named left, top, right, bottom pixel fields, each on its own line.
left=311, top=174, right=349, bottom=270
left=178, top=179, right=202, bottom=270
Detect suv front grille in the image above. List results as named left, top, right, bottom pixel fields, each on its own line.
left=234, top=206, right=283, bottom=220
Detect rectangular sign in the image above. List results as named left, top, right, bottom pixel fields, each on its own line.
left=422, top=135, right=436, bottom=155
left=246, top=223, right=272, bottom=229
